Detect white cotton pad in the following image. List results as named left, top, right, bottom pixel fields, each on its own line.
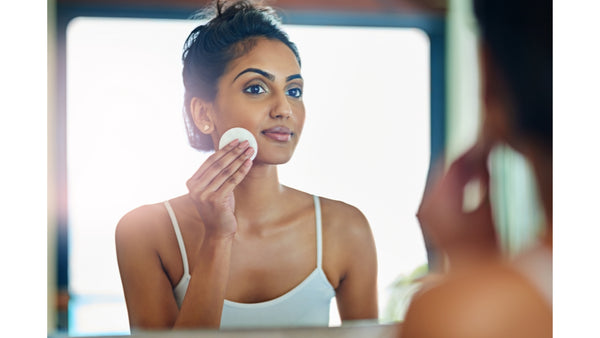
left=218, top=127, right=258, bottom=161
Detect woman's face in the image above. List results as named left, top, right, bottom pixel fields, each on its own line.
left=211, top=38, right=305, bottom=165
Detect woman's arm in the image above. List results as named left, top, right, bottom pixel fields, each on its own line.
left=330, top=204, right=379, bottom=322
left=172, top=236, right=234, bottom=328
left=116, top=140, right=254, bottom=330
left=116, top=208, right=236, bottom=330
left=115, top=207, right=182, bottom=329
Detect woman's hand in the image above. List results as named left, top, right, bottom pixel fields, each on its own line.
left=186, top=139, right=254, bottom=238
left=417, top=144, right=499, bottom=270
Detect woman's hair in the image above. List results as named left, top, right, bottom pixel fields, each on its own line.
left=473, top=0, right=552, bottom=149
left=181, top=0, right=301, bottom=151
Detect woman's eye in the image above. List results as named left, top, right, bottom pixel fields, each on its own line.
left=244, top=84, right=266, bottom=95
left=287, top=87, right=302, bottom=98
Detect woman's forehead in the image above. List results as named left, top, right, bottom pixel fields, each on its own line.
left=224, top=38, right=301, bottom=80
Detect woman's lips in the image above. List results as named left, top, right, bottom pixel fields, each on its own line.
left=262, top=126, right=293, bottom=142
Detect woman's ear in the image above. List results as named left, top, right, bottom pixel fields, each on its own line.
left=190, top=97, right=215, bottom=135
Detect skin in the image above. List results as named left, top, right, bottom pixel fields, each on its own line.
left=401, top=44, right=552, bottom=337
left=115, top=38, right=378, bottom=330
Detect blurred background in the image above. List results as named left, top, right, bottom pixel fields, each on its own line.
left=41, top=0, right=550, bottom=336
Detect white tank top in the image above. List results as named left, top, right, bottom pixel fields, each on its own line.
left=164, top=195, right=336, bottom=328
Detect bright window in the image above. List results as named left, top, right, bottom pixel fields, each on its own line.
left=66, top=17, right=430, bottom=335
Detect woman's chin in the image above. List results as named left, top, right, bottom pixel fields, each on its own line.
left=253, top=153, right=295, bottom=166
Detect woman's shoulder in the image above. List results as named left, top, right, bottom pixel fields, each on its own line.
left=282, top=187, right=371, bottom=237
left=404, top=263, right=552, bottom=337
left=315, top=195, right=377, bottom=285
left=319, top=196, right=368, bottom=225
left=317, top=196, right=372, bottom=241
left=115, top=200, right=175, bottom=246
left=117, top=201, right=166, bottom=227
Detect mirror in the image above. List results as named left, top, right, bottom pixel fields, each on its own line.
left=62, top=16, right=432, bottom=335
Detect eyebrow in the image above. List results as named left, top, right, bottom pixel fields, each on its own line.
left=233, top=68, right=302, bottom=83
left=286, top=74, right=303, bottom=82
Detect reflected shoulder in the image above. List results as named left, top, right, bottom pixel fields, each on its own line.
left=402, top=263, right=552, bottom=338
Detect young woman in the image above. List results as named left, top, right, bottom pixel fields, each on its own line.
left=115, top=0, right=378, bottom=330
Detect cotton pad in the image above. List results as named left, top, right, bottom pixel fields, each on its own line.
left=218, top=127, right=258, bottom=161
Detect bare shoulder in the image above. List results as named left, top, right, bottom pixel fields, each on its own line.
left=281, top=187, right=371, bottom=235
left=318, top=196, right=375, bottom=261
left=317, top=196, right=378, bottom=317
left=319, top=196, right=371, bottom=235
left=115, top=202, right=170, bottom=249
left=403, top=263, right=552, bottom=338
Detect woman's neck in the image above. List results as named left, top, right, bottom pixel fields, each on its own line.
left=232, top=163, right=288, bottom=229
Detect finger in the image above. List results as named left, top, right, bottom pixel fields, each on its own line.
left=188, top=139, right=241, bottom=182
left=451, top=143, right=489, bottom=184
left=472, top=189, right=493, bottom=225
left=202, top=146, right=255, bottom=193
left=462, top=149, right=492, bottom=213
left=214, top=157, right=254, bottom=197
left=468, top=191, right=499, bottom=250
left=441, top=145, right=490, bottom=207
left=187, top=140, right=248, bottom=192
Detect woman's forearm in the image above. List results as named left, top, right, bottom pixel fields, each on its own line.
left=173, top=235, right=234, bottom=328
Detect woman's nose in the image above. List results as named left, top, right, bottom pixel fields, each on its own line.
left=269, top=92, right=292, bottom=119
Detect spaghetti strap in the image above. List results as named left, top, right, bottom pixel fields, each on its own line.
left=313, top=195, right=323, bottom=269
left=164, top=200, right=190, bottom=276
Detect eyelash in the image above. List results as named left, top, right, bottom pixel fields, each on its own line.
left=243, top=84, right=303, bottom=99
left=287, top=87, right=302, bottom=98
left=244, top=84, right=266, bottom=95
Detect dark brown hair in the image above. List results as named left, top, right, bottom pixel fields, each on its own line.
left=474, top=0, right=552, bottom=148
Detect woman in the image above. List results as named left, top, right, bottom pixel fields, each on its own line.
left=402, top=0, right=551, bottom=337
left=115, top=0, right=378, bottom=330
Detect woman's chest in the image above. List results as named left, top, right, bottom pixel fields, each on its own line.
left=224, top=232, right=320, bottom=303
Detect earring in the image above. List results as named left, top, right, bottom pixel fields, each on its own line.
left=203, top=125, right=210, bottom=132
